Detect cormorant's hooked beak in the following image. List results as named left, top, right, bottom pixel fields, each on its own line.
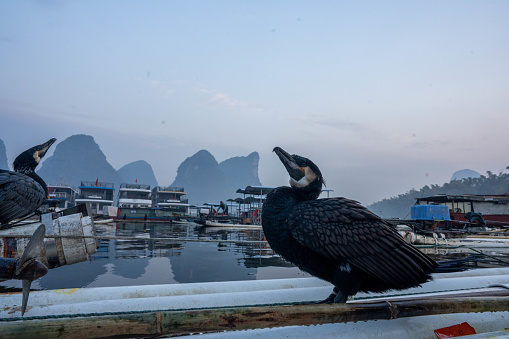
left=273, top=147, right=305, bottom=181
left=33, top=138, right=56, bottom=164
left=37, top=138, right=56, bottom=159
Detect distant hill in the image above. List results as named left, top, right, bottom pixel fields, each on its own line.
left=450, top=169, right=481, bottom=181
left=219, top=152, right=262, bottom=190
left=117, top=160, right=158, bottom=188
left=170, top=150, right=262, bottom=205
left=37, top=134, right=124, bottom=191
left=170, top=150, right=231, bottom=205
left=0, top=139, right=7, bottom=170
left=34, top=133, right=262, bottom=205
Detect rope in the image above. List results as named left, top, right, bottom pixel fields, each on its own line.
left=467, top=247, right=509, bottom=265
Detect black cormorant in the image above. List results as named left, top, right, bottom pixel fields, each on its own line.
left=0, top=138, right=56, bottom=228
left=262, top=147, right=437, bottom=303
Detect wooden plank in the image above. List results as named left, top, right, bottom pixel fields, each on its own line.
left=1, top=296, right=509, bottom=338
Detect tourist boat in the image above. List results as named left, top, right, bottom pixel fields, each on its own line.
left=43, top=185, right=78, bottom=211
left=75, top=180, right=115, bottom=215
left=106, top=185, right=190, bottom=222
left=117, top=183, right=152, bottom=208
left=1, top=267, right=509, bottom=337
left=151, top=186, right=190, bottom=216
left=111, top=206, right=183, bottom=222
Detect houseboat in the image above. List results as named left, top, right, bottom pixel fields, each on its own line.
left=39, top=185, right=78, bottom=212
left=75, top=180, right=115, bottom=215
left=151, top=186, right=190, bottom=216
left=118, top=183, right=152, bottom=208
left=108, top=186, right=190, bottom=221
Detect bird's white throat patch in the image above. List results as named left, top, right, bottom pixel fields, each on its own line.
left=33, top=151, right=41, bottom=164
left=290, top=167, right=318, bottom=188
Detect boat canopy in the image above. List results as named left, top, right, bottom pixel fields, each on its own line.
left=417, top=194, right=509, bottom=204
left=120, top=183, right=150, bottom=190
left=236, top=186, right=275, bottom=195
left=79, top=181, right=114, bottom=189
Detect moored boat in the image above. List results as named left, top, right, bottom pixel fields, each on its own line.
left=105, top=185, right=192, bottom=222
left=117, top=183, right=152, bottom=208
left=417, top=194, right=509, bottom=224
left=44, top=185, right=78, bottom=211
left=204, top=220, right=262, bottom=228
left=75, top=180, right=115, bottom=216
left=386, top=194, right=509, bottom=238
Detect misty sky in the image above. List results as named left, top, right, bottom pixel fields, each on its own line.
left=1, top=1, right=508, bottom=205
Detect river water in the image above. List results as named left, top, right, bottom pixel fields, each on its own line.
left=1, top=221, right=509, bottom=292
left=1, top=221, right=310, bottom=292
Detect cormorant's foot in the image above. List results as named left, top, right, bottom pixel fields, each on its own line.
left=313, top=293, right=336, bottom=304
left=333, top=292, right=348, bottom=303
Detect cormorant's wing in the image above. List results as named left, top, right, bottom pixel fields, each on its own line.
left=288, top=197, right=437, bottom=288
left=0, top=170, right=46, bottom=225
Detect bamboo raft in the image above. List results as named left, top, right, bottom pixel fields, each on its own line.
left=2, top=268, right=509, bottom=338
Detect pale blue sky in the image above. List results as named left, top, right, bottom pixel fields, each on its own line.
left=1, top=1, right=508, bottom=205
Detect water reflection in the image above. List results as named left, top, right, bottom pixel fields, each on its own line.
left=0, top=222, right=308, bottom=292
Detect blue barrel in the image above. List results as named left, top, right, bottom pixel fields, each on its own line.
left=411, top=204, right=451, bottom=220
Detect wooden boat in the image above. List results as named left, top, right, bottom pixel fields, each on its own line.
left=92, top=218, right=114, bottom=224
left=1, top=267, right=509, bottom=338
left=204, top=220, right=262, bottom=229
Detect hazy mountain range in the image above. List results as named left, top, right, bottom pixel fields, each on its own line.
left=117, top=160, right=159, bottom=188
left=0, top=136, right=490, bottom=208
left=2, top=135, right=261, bottom=205
left=37, top=135, right=125, bottom=189
left=170, top=150, right=261, bottom=204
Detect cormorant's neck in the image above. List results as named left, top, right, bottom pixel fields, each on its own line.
left=21, top=169, right=48, bottom=196
left=262, top=187, right=299, bottom=231
left=290, top=179, right=322, bottom=201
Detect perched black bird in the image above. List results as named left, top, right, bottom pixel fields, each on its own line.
left=262, top=147, right=438, bottom=303
left=0, top=138, right=56, bottom=228
left=0, top=224, right=48, bottom=315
